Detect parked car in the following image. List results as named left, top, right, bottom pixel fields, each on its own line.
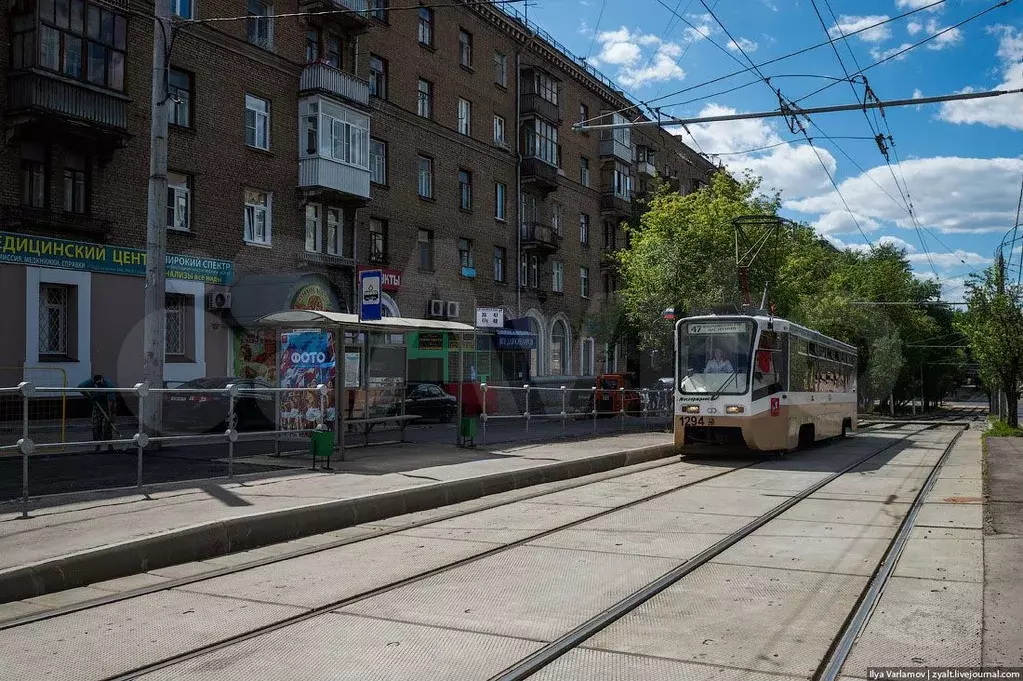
left=163, top=377, right=275, bottom=433
left=388, top=383, right=457, bottom=423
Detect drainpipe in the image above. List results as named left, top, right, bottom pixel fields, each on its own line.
left=515, top=50, right=522, bottom=318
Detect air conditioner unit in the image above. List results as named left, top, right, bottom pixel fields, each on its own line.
left=428, top=299, right=445, bottom=317
left=446, top=301, right=461, bottom=319
left=207, top=291, right=232, bottom=310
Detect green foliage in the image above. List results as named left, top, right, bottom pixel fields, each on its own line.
left=986, top=416, right=1023, bottom=438
left=866, top=331, right=904, bottom=403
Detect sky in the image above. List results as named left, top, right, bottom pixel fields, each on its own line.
left=516, top=0, right=1023, bottom=300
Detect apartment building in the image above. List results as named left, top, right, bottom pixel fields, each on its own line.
left=0, top=0, right=715, bottom=389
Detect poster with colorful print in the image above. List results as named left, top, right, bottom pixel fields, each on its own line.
left=279, top=332, right=337, bottom=431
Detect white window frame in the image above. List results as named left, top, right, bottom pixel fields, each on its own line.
left=580, top=157, right=590, bottom=187
left=299, top=98, right=370, bottom=169
left=305, top=203, right=322, bottom=253
left=165, top=293, right=186, bottom=356
left=172, top=0, right=193, bottom=19
left=580, top=266, right=590, bottom=299
left=167, top=171, right=190, bottom=232
left=326, top=207, right=342, bottom=256
left=245, top=94, right=270, bottom=150
left=418, top=156, right=433, bottom=198
left=244, top=188, right=272, bottom=245
left=494, top=51, right=507, bottom=86
left=535, top=71, right=558, bottom=105
left=580, top=337, right=595, bottom=376
left=457, top=98, right=472, bottom=136
left=25, top=267, right=92, bottom=386
left=246, top=0, right=274, bottom=49
left=495, top=182, right=506, bottom=221
left=370, top=138, right=386, bottom=185
left=165, top=279, right=207, bottom=384
left=551, top=202, right=562, bottom=236
left=493, top=115, right=506, bottom=145
left=459, top=29, right=473, bottom=68
left=369, top=218, right=386, bottom=262
left=494, top=246, right=506, bottom=282
left=38, top=284, right=69, bottom=355
left=552, top=261, right=564, bottom=293
left=368, top=54, right=386, bottom=98
left=417, top=78, right=432, bottom=118
left=417, top=7, right=433, bottom=46
left=580, top=213, right=589, bottom=245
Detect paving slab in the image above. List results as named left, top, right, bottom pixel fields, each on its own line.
left=892, top=529, right=983, bottom=582
left=777, top=498, right=912, bottom=527
left=395, top=500, right=613, bottom=544
left=710, top=532, right=892, bottom=577
left=983, top=436, right=1023, bottom=665
left=530, top=647, right=806, bottom=681
left=915, top=501, right=984, bottom=529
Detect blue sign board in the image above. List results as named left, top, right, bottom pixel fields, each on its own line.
left=359, top=269, right=382, bottom=321
left=495, top=329, right=537, bottom=350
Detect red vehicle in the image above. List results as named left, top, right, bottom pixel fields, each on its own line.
left=591, top=374, right=643, bottom=416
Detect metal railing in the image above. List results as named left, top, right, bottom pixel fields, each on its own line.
left=478, top=383, right=674, bottom=445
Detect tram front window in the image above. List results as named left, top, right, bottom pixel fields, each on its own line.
left=678, top=320, right=755, bottom=394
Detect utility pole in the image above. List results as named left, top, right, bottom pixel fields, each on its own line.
left=142, top=0, right=172, bottom=435
left=996, top=248, right=1007, bottom=421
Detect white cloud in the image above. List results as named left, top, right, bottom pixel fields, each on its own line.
left=727, top=38, right=759, bottom=53
left=940, top=26, right=1023, bottom=130
left=828, top=15, right=892, bottom=43
left=907, top=20, right=923, bottom=35
left=907, top=250, right=992, bottom=268
left=785, top=156, right=1023, bottom=235
left=813, top=211, right=882, bottom=236
left=923, top=18, right=962, bottom=50
left=591, top=26, right=689, bottom=88
left=895, top=0, right=943, bottom=11
left=870, top=42, right=913, bottom=61
left=912, top=88, right=923, bottom=99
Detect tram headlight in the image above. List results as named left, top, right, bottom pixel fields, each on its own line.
left=684, top=405, right=700, bottom=414
left=725, top=405, right=745, bottom=414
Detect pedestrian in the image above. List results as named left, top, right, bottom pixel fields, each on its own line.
left=78, top=374, right=116, bottom=451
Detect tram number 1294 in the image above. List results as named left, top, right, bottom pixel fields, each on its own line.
left=682, top=416, right=715, bottom=427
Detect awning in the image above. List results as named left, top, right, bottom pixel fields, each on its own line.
left=229, top=273, right=345, bottom=327
left=494, top=328, right=538, bottom=350
left=256, top=309, right=476, bottom=334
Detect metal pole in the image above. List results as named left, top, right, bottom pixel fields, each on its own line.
left=274, top=325, right=281, bottom=457
left=21, top=392, right=29, bottom=516
left=561, top=385, right=566, bottom=434
left=592, top=386, right=597, bottom=434
left=399, top=335, right=407, bottom=443
left=227, top=391, right=235, bottom=479
left=643, top=389, right=649, bottom=430
left=481, top=382, right=488, bottom=445
left=339, top=330, right=347, bottom=461
left=457, top=335, right=464, bottom=447
left=524, top=383, right=530, bottom=435
left=136, top=390, right=145, bottom=488
left=620, top=386, right=625, bottom=431
left=363, top=330, right=370, bottom=446
left=141, top=0, right=172, bottom=437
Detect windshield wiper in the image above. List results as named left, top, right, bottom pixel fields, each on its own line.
left=707, top=369, right=740, bottom=401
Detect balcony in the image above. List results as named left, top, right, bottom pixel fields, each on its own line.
left=520, top=222, right=561, bottom=255
left=520, top=157, right=559, bottom=194
left=7, top=70, right=129, bottom=142
left=637, top=160, right=656, bottom=178
left=600, top=249, right=621, bottom=271
left=300, top=62, right=369, bottom=107
left=300, top=250, right=356, bottom=269
left=0, top=205, right=113, bottom=241
left=298, top=0, right=371, bottom=30
left=599, top=136, right=632, bottom=163
left=520, top=93, right=562, bottom=125
left=299, top=157, right=371, bottom=203
left=601, top=192, right=631, bottom=216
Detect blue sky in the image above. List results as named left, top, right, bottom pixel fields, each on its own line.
left=518, top=0, right=1023, bottom=298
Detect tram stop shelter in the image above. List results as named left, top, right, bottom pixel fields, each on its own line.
left=256, top=310, right=477, bottom=459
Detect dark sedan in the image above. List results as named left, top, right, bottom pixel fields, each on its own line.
left=388, top=383, right=457, bottom=423
left=163, top=377, right=275, bottom=433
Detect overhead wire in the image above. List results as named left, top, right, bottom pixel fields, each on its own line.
left=704, top=136, right=875, bottom=156
left=584, top=0, right=608, bottom=60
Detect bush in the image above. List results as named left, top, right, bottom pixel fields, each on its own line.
left=986, top=416, right=1023, bottom=438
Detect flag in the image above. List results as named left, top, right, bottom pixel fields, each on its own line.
left=663, top=307, right=675, bottom=320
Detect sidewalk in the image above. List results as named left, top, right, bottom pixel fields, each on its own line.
left=0, top=431, right=675, bottom=601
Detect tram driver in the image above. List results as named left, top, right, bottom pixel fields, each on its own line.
left=704, top=348, right=735, bottom=373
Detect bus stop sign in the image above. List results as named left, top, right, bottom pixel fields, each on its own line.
left=359, top=269, right=382, bottom=321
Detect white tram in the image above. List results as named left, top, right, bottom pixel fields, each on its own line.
left=675, top=313, right=858, bottom=452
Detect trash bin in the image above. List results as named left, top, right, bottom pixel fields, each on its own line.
left=310, top=428, right=334, bottom=469
left=460, top=416, right=476, bottom=446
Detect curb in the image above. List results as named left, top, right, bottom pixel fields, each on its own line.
left=0, top=442, right=678, bottom=604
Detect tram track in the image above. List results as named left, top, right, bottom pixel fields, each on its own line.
left=0, top=423, right=939, bottom=681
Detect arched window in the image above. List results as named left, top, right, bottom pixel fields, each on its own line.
left=551, top=320, right=567, bottom=375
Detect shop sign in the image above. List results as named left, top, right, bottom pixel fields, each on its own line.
left=0, top=231, right=234, bottom=284
left=292, top=284, right=335, bottom=311
left=476, top=307, right=505, bottom=328
left=495, top=329, right=537, bottom=350
left=418, top=333, right=444, bottom=350
left=358, top=265, right=401, bottom=292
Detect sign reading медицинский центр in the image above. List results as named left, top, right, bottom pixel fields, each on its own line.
left=0, top=231, right=234, bottom=285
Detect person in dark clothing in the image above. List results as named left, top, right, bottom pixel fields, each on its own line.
left=77, top=374, right=116, bottom=449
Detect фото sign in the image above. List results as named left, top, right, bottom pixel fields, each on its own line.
left=279, top=332, right=336, bottom=431
left=476, top=307, right=505, bottom=328
left=0, top=231, right=234, bottom=284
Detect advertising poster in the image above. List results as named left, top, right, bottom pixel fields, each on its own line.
left=234, top=330, right=277, bottom=382
left=279, top=332, right=337, bottom=431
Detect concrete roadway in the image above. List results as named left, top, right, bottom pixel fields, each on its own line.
left=0, top=423, right=994, bottom=680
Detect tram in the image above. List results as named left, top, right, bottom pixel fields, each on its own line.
left=675, top=313, right=858, bottom=452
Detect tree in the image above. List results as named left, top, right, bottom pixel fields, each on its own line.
left=867, top=331, right=904, bottom=416
left=957, top=265, right=1023, bottom=427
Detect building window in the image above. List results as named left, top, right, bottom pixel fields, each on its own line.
left=20, top=144, right=46, bottom=208
left=417, top=7, right=433, bottom=46
left=168, top=67, right=192, bottom=127
left=551, top=320, right=567, bottom=374
left=326, top=207, right=342, bottom=255
left=165, top=293, right=185, bottom=356
left=552, top=261, right=564, bottom=293
left=457, top=98, right=472, bottom=136
left=494, top=246, right=506, bottom=283
left=459, top=29, right=473, bottom=68
left=64, top=165, right=87, bottom=214
left=369, top=54, right=387, bottom=99
left=418, top=155, right=433, bottom=199
left=326, top=35, right=341, bottom=69
left=612, top=163, right=632, bottom=198
left=581, top=338, right=594, bottom=375
left=580, top=266, right=590, bottom=298
left=245, top=94, right=270, bottom=150
left=493, top=115, right=506, bottom=146
left=369, top=218, right=387, bottom=263
left=370, top=139, right=387, bottom=185
left=495, top=182, right=506, bottom=221
left=246, top=0, right=273, bottom=49
left=458, top=238, right=474, bottom=269
left=494, top=51, right=507, bottom=86
left=305, top=203, right=322, bottom=253
left=580, top=213, right=590, bottom=245
left=458, top=169, right=472, bottom=211
left=580, top=157, right=590, bottom=187
left=299, top=99, right=370, bottom=168
left=524, top=118, right=558, bottom=166
left=30, top=0, right=127, bottom=91
left=604, top=221, right=616, bottom=250
left=172, top=0, right=192, bottom=19
left=579, top=102, right=589, bottom=124
left=166, top=171, right=190, bottom=231
left=417, top=78, right=433, bottom=118
left=243, top=188, right=271, bottom=245
left=306, top=28, right=320, bottom=62
left=551, top=202, right=562, bottom=236
left=370, top=0, right=387, bottom=21
left=38, top=285, right=69, bottom=355
left=534, top=71, right=559, bottom=105
left=418, top=229, right=434, bottom=270
left=529, top=255, right=539, bottom=289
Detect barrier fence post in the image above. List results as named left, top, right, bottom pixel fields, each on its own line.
left=592, top=386, right=597, bottom=435
left=523, top=384, right=530, bottom=435
left=620, top=387, right=626, bottom=432
left=226, top=383, right=236, bottom=479
left=21, top=385, right=30, bottom=517
left=481, top=382, right=488, bottom=446
left=561, top=385, right=567, bottom=434
left=135, top=385, right=146, bottom=488
left=643, top=389, right=649, bottom=430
